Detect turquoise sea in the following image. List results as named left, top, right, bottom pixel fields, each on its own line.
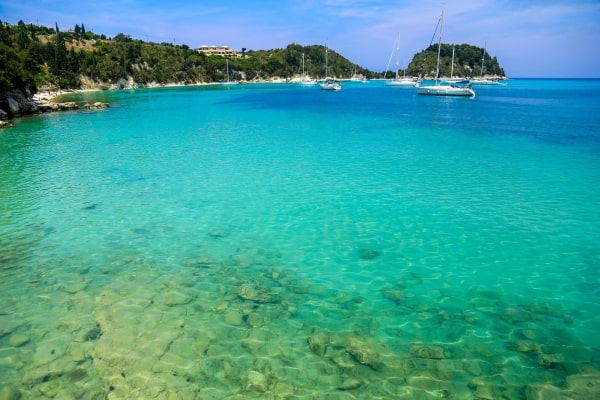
left=1, top=79, right=599, bottom=399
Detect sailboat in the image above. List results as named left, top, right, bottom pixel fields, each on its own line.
left=221, top=59, right=238, bottom=85
left=470, top=43, right=500, bottom=85
left=299, top=53, right=317, bottom=86
left=415, top=9, right=475, bottom=97
left=320, top=40, right=341, bottom=91
left=350, top=64, right=368, bottom=82
left=442, top=46, right=469, bottom=85
left=385, top=33, right=417, bottom=87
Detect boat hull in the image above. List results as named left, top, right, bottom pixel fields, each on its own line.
left=415, top=85, right=475, bottom=97
left=319, top=80, right=342, bottom=91
left=470, top=79, right=501, bottom=85
left=385, top=79, right=416, bottom=87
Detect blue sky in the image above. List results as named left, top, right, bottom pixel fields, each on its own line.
left=2, top=0, right=599, bottom=78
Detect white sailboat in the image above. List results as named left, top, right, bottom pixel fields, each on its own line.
left=385, top=33, right=417, bottom=87
left=320, top=78, right=341, bottom=90
left=442, top=46, right=470, bottom=85
left=470, top=43, right=500, bottom=85
left=221, top=59, right=238, bottom=85
left=350, top=64, right=368, bottom=82
left=415, top=9, right=475, bottom=97
left=299, top=53, right=317, bottom=86
left=320, top=40, right=341, bottom=91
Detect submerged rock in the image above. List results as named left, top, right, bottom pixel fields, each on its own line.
left=499, top=307, right=531, bottom=324
left=272, top=383, right=294, bottom=399
left=85, top=324, right=102, bottom=341
left=337, top=377, right=363, bottom=390
left=246, top=370, right=268, bottom=392
left=236, top=283, right=277, bottom=304
left=358, top=248, right=380, bottom=260
left=0, top=384, right=21, bottom=400
left=184, top=256, right=214, bottom=268
left=382, top=289, right=406, bottom=305
left=307, top=333, right=331, bottom=357
left=512, top=340, right=541, bottom=355
left=163, top=291, right=191, bottom=306
left=410, top=344, right=446, bottom=359
left=245, top=312, right=263, bottom=328
left=70, top=346, right=86, bottom=362
left=67, top=368, right=88, bottom=383
left=39, top=380, right=65, bottom=397
left=330, top=351, right=356, bottom=369
left=223, top=310, right=243, bottom=326
left=8, top=334, right=30, bottom=347
left=468, top=378, right=504, bottom=400
left=535, top=353, right=565, bottom=371
left=345, top=337, right=383, bottom=370
left=565, top=373, right=600, bottom=398
left=524, top=383, right=565, bottom=400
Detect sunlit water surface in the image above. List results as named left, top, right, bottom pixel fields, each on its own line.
left=1, top=79, right=599, bottom=399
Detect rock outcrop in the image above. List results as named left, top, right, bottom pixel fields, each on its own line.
left=0, top=89, right=109, bottom=120
left=0, top=89, right=39, bottom=119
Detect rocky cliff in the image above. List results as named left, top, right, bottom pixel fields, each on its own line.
left=0, top=89, right=40, bottom=119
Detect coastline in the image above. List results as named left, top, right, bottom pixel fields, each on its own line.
left=3, top=76, right=588, bottom=125
left=0, top=88, right=111, bottom=124
left=1, top=79, right=285, bottom=123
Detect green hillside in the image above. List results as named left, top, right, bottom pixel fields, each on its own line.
left=0, top=21, right=374, bottom=93
left=0, top=20, right=505, bottom=95
left=405, top=43, right=505, bottom=78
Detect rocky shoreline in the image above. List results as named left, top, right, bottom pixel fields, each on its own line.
left=0, top=89, right=38, bottom=120
left=0, top=77, right=291, bottom=125
left=0, top=89, right=109, bottom=127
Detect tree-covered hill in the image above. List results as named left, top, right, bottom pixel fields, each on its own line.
left=405, top=43, right=505, bottom=79
left=0, top=20, right=375, bottom=94
left=1, top=20, right=505, bottom=97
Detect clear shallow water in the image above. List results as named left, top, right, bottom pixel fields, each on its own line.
left=1, top=79, right=600, bottom=399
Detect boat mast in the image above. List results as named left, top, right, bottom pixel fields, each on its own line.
left=384, top=33, right=399, bottom=79
left=302, top=53, right=305, bottom=76
left=480, top=42, right=486, bottom=78
left=324, top=38, right=329, bottom=78
left=450, top=46, right=455, bottom=79
left=435, top=9, right=444, bottom=84
left=395, top=33, right=400, bottom=80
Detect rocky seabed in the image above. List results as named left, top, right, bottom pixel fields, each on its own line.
left=1, top=242, right=599, bottom=400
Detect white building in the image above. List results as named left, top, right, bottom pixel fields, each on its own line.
left=197, top=45, right=239, bottom=57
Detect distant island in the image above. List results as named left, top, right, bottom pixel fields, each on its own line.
left=405, top=43, right=505, bottom=81
left=1, top=20, right=505, bottom=118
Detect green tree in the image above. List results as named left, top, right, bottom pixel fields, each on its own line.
left=16, top=21, right=31, bottom=48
